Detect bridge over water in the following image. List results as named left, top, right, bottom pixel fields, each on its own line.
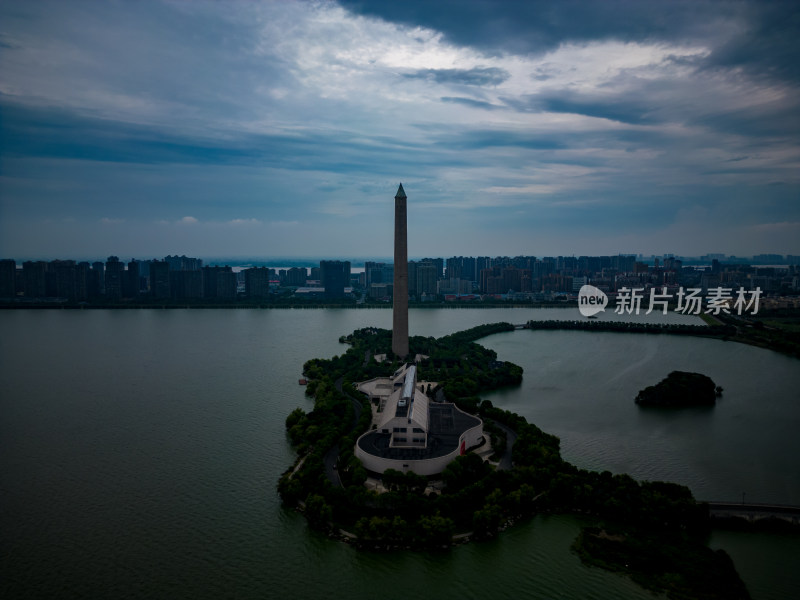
left=703, top=501, right=800, bottom=525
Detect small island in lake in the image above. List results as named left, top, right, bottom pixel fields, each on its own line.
left=635, top=371, right=719, bottom=407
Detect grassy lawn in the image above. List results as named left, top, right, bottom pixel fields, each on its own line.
left=757, top=318, right=800, bottom=332
left=699, top=313, right=722, bottom=326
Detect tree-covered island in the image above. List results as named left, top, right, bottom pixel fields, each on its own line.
left=278, top=324, right=750, bottom=600
left=635, top=371, right=719, bottom=407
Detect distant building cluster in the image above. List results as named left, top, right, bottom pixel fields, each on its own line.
left=0, top=255, right=354, bottom=303
left=1, top=253, right=798, bottom=304
left=0, top=255, right=237, bottom=302
left=355, top=254, right=800, bottom=304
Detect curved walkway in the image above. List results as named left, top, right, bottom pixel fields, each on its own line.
left=323, top=377, right=365, bottom=487
left=493, top=421, right=517, bottom=470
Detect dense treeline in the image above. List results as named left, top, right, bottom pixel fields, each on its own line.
left=437, top=322, right=516, bottom=345
left=527, top=319, right=734, bottom=336
left=573, top=526, right=750, bottom=600
left=473, top=402, right=709, bottom=535
left=726, top=312, right=800, bottom=359
left=414, top=323, right=523, bottom=413
left=527, top=316, right=800, bottom=360
left=472, top=402, right=748, bottom=599
left=336, top=323, right=524, bottom=408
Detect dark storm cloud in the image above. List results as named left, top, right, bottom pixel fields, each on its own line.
left=0, top=102, right=254, bottom=165
left=428, top=128, right=565, bottom=151
left=540, top=99, right=655, bottom=126
left=514, top=68, right=797, bottom=140
left=339, top=0, right=725, bottom=53
left=702, top=0, right=800, bottom=83
left=505, top=93, right=660, bottom=125
left=0, top=0, right=289, bottom=125
left=0, top=99, right=440, bottom=175
left=403, top=66, right=509, bottom=86
left=340, top=0, right=800, bottom=84
left=439, top=96, right=503, bottom=110
left=2, top=0, right=798, bottom=257
left=690, top=102, right=800, bottom=139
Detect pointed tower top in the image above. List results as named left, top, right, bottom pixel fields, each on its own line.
left=395, top=183, right=406, bottom=199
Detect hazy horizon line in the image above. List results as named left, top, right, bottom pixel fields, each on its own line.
left=5, top=252, right=797, bottom=267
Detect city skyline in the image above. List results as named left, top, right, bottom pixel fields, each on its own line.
left=1, top=1, right=798, bottom=259
left=4, top=251, right=800, bottom=267
left=4, top=251, right=796, bottom=305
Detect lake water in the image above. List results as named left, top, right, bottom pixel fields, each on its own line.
left=1, top=308, right=798, bottom=599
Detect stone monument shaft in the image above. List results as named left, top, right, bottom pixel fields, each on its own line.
left=392, top=183, right=409, bottom=358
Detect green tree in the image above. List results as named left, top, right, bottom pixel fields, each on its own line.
left=285, top=407, right=305, bottom=430
left=305, top=494, right=333, bottom=531
left=473, top=503, right=503, bottom=539
left=442, top=453, right=492, bottom=493
left=416, top=513, right=455, bottom=547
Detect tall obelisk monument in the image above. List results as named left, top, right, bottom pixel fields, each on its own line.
left=392, top=183, right=409, bottom=358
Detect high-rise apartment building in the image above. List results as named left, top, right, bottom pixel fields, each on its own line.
left=0, top=259, right=17, bottom=298
left=170, top=270, right=203, bottom=299
left=104, top=256, right=124, bottom=300
left=501, top=267, right=521, bottom=292
left=150, top=260, right=171, bottom=299
left=125, top=260, right=140, bottom=298
left=23, top=261, right=47, bottom=298
left=407, top=260, right=418, bottom=296
left=416, top=262, right=438, bottom=296
left=420, top=257, right=443, bottom=280
left=245, top=267, right=270, bottom=298
left=285, top=267, right=308, bottom=287
left=320, top=260, right=350, bottom=299
left=52, top=260, right=77, bottom=301
left=164, top=255, right=203, bottom=271
left=202, top=266, right=237, bottom=300
left=479, top=266, right=501, bottom=294
left=446, top=256, right=476, bottom=282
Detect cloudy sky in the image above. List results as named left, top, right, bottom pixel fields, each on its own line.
left=1, top=0, right=798, bottom=261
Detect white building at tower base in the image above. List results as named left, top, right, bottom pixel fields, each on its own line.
left=354, top=364, right=483, bottom=477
